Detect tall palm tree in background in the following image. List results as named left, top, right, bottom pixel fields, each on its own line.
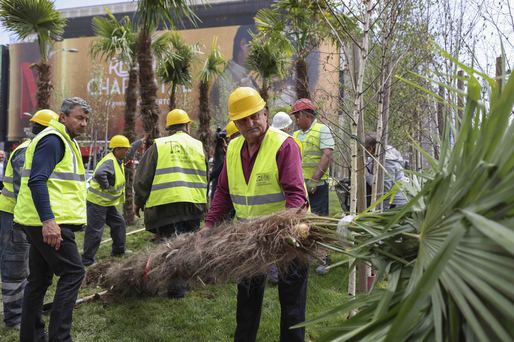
left=255, top=0, right=352, bottom=99
left=197, top=37, right=225, bottom=154
left=0, top=0, right=66, bottom=109
left=136, top=0, right=197, bottom=139
left=90, top=10, right=138, bottom=141
left=90, top=10, right=139, bottom=225
left=246, top=34, right=291, bottom=102
left=154, top=31, right=198, bottom=110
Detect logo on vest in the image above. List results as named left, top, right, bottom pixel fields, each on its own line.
left=255, top=173, right=272, bottom=186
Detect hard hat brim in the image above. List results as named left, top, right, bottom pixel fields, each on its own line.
left=230, top=101, right=266, bottom=121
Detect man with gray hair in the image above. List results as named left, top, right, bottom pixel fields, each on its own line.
left=14, top=97, right=90, bottom=342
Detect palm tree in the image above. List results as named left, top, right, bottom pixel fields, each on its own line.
left=299, top=64, right=514, bottom=341
left=246, top=33, right=291, bottom=102
left=0, top=0, right=66, bottom=109
left=197, top=37, right=225, bottom=154
left=90, top=10, right=138, bottom=141
left=154, top=31, right=198, bottom=110
left=90, top=10, right=138, bottom=225
left=136, top=0, right=197, bottom=139
left=255, top=0, right=353, bottom=99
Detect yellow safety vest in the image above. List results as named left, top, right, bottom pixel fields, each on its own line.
left=293, top=122, right=328, bottom=180
left=14, top=121, right=87, bottom=226
left=87, top=152, right=125, bottom=206
left=145, top=131, right=207, bottom=208
left=227, top=127, right=289, bottom=220
left=292, top=137, right=303, bottom=157
left=0, top=140, right=31, bottom=214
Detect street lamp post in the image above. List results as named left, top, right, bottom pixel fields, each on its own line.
left=48, top=47, right=79, bottom=59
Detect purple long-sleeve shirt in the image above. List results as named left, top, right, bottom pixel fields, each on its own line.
left=205, top=130, right=307, bottom=227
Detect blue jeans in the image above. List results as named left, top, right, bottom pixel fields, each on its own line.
left=0, top=210, right=30, bottom=327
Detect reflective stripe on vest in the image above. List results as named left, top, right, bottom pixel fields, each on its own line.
left=145, top=132, right=207, bottom=208
left=0, top=140, right=30, bottom=214
left=87, top=152, right=126, bottom=206
left=293, top=122, right=328, bottom=180
left=14, top=121, right=86, bottom=226
left=226, top=127, right=288, bottom=220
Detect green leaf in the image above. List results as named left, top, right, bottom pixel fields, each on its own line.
left=384, top=225, right=465, bottom=342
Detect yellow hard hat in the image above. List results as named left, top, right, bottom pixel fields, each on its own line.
left=30, top=109, right=59, bottom=127
left=228, top=87, right=265, bottom=121
left=225, top=121, right=239, bottom=138
left=166, top=109, right=191, bottom=127
left=109, top=135, right=131, bottom=149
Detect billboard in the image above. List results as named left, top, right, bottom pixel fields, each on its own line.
left=7, top=25, right=339, bottom=142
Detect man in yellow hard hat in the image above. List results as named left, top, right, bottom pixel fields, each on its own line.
left=225, top=120, right=240, bottom=140
left=134, top=109, right=208, bottom=240
left=203, top=87, right=308, bottom=342
left=0, top=109, right=58, bottom=329
left=82, top=135, right=130, bottom=266
left=14, top=97, right=90, bottom=341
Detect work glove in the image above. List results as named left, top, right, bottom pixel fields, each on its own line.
left=306, top=179, right=320, bottom=194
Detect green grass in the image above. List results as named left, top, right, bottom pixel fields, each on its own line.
left=0, top=192, right=348, bottom=341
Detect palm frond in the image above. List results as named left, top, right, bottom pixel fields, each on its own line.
left=254, top=0, right=354, bottom=56
left=155, top=31, right=198, bottom=88
left=198, top=37, right=225, bottom=84
left=246, top=33, right=291, bottom=81
left=90, top=10, right=137, bottom=64
left=136, top=0, right=199, bottom=34
left=0, top=0, right=66, bottom=59
left=302, top=57, right=514, bottom=341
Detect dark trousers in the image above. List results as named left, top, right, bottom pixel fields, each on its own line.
left=234, top=260, right=308, bottom=342
left=309, top=182, right=329, bottom=216
left=0, top=211, right=30, bottom=327
left=156, top=219, right=200, bottom=239
left=82, top=201, right=126, bottom=266
left=20, top=225, right=85, bottom=342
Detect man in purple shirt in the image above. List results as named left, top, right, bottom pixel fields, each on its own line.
left=203, top=87, right=308, bottom=342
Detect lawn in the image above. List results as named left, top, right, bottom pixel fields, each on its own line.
left=0, top=191, right=348, bottom=341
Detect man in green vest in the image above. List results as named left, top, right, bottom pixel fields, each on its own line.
left=134, top=109, right=208, bottom=242
left=0, top=109, right=58, bottom=329
left=203, top=87, right=309, bottom=342
left=14, top=97, right=90, bottom=342
left=82, top=135, right=130, bottom=267
left=291, top=98, right=334, bottom=217
left=291, top=99, right=334, bottom=274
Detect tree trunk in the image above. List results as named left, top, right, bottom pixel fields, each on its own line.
left=137, top=31, right=160, bottom=140
left=169, top=83, right=177, bottom=110
left=31, top=61, right=52, bottom=110
left=457, top=69, right=464, bottom=128
left=295, top=58, right=310, bottom=99
left=198, top=81, right=212, bottom=157
left=349, top=0, right=373, bottom=298
left=371, top=0, right=397, bottom=210
left=123, top=167, right=136, bottom=225
left=123, top=64, right=138, bottom=225
left=259, top=78, right=269, bottom=103
left=124, top=65, right=138, bottom=141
